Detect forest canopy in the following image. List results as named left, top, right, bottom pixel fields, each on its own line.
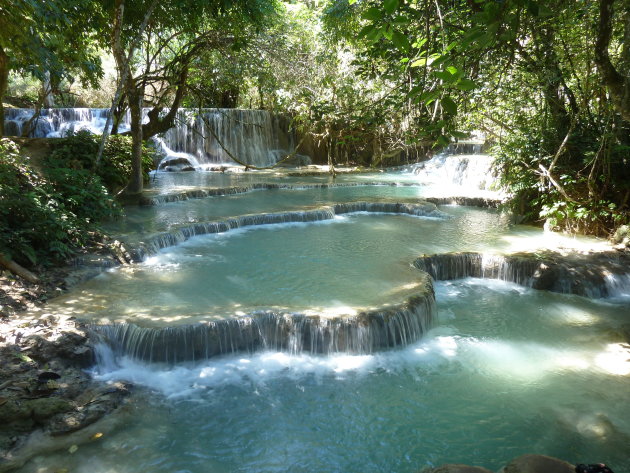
left=1, top=0, right=629, bottom=237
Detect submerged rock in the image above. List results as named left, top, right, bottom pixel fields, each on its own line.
left=500, top=454, right=575, bottom=473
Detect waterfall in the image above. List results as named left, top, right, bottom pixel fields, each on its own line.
left=3, top=108, right=117, bottom=138
left=447, top=141, right=484, bottom=155
left=89, top=275, right=436, bottom=362
left=405, top=152, right=497, bottom=191
left=129, top=202, right=448, bottom=261
left=414, top=251, right=630, bottom=298
left=158, top=109, right=301, bottom=168
left=3, top=107, right=308, bottom=168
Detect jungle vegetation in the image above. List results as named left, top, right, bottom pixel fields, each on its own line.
left=0, top=0, right=628, bottom=271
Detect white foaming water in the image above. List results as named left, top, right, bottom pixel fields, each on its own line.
left=92, top=319, right=628, bottom=401
left=604, top=273, right=630, bottom=300
left=403, top=153, right=498, bottom=194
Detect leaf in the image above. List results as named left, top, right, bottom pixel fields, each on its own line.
left=440, top=96, right=458, bottom=115
left=362, top=7, right=383, bottom=21
left=348, top=0, right=358, bottom=4
left=391, top=30, right=411, bottom=52
left=451, top=131, right=469, bottom=139
left=358, top=24, right=376, bottom=38
left=446, top=65, right=459, bottom=75
left=410, top=57, right=428, bottom=67
left=455, top=78, right=477, bottom=91
left=392, top=15, right=410, bottom=25
left=384, top=0, right=399, bottom=15
left=17, top=353, right=34, bottom=363
left=434, top=70, right=456, bottom=82
left=419, top=90, right=439, bottom=105
left=459, top=28, right=485, bottom=48
left=437, top=135, right=451, bottom=147
left=409, top=85, right=424, bottom=97
left=68, top=444, right=78, bottom=454
left=431, top=54, right=450, bottom=68
left=413, top=38, right=428, bottom=49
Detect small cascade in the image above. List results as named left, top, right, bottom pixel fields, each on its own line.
left=149, top=182, right=408, bottom=205
left=414, top=251, right=630, bottom=298
left=130, top=201, right=447, bottom=260
left=407, top=152, right=496, bottom=191
left=447, top=141, right=485, bottom=155
left=604, top=273, right=630, bottom=299
left=3, top=108, right=118, bottom=138
left=3, top=108, right=308, bottom=168
left=90, top=276, right=436, bottom=362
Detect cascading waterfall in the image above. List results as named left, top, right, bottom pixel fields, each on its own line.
left=414, top=251, right=630, bottom=298
left=158, top=109, right=303, bottom=168
left=149, top=182, right=503, bottom=207
left=3, top=107, right=307, bottom=168
left=129, top=201, right=448, bottom=261
left=406, top=152, right=496, bottom=191
left=90, top=274, right=436, bottom=362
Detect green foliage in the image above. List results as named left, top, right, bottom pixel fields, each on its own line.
left=0, top=0, right=105, bottom=95
left=0, top=138, right=118, bottom=266
left=493, top=128, right=630, bottom=236
left=46, top=131, right=156, bottom=194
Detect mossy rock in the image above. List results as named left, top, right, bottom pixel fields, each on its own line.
left=0, top=400, right=33, bottom=423
left=25, top=397, right=72, bottom=422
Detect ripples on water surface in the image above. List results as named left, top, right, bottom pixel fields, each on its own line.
left=18, top=170, right=630, bottom=473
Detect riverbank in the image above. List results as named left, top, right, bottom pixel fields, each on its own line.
left=0, top=251, right=130, bottom=471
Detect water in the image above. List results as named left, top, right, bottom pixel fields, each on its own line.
left=20, top=282, right=630, bottom=473
left=14, top=154, right=630, bottom=472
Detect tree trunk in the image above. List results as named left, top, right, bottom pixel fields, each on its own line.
left=595, top=0, right=630, bottom=121
left=0, top=45, right=9, bottom=137
left=0, top=254, right=39, bottom=283
left=125, top=87, right=144, bottom=194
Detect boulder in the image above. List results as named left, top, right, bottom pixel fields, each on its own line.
left=157, top=156, right=197, bottom=172
left=500, top=454, right=575, bottom=473
left=612, top=225, right=629, bottom=248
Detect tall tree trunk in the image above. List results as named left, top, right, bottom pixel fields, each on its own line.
left=125, top=86, right=144, bottom=194
left=595, top=0, right=630, bottom=121
left=0, top=45, right=9, bottom=137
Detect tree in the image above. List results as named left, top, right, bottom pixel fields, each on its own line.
left=98, top=0, right=278, bottom=195
left=0, top=0, right=104, bottom=136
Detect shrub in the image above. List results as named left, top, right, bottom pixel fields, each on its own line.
left=0, top=138, right=119, bottom=267
left=46, top=131, right=156, bottom=194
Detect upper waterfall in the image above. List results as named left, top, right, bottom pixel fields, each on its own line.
left=3, top=107, right=307, bottom=168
